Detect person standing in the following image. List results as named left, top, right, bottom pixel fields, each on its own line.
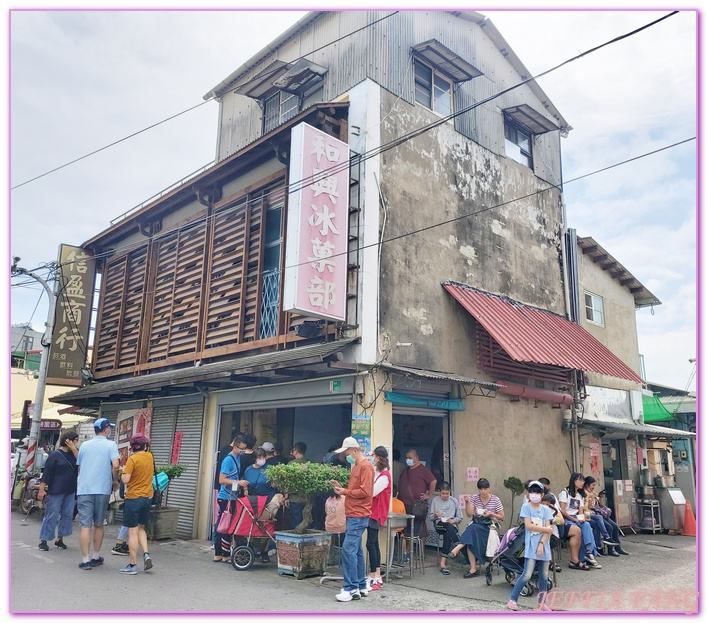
left=118, top=434, right=155, bottom=575
left=507, top=481, right=555, bottom=611
left=37, top=431, right=79, bottom=551
left=76, top=418, right=120, bottom=570
left=366, top=446, right=392, bottom=591
left=214, top=437, right=249, bottom=562
left=270, top=441, right=288, bottom=465
left=286, top=442, right=308, bottom=530
left=398, top=449, right=437, bottom=563
left=211, top=434, right=247, bottom=547
left=331, top=437, right=374, bottom=602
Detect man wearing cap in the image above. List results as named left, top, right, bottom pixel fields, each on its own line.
left=260, top=442, right=277, bottom=465
left=76, top=418, right=120, bottom=570
left=331, top=437, right=375, bottom=602
left=118, top=434, right=155, bottom=575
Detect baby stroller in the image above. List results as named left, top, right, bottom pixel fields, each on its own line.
left=227, top=495, right=278, bottom=571
left=485, top=525, right=557, bottom=596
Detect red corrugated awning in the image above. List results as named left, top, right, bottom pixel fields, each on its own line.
left=443, top=281, right=644, bottom=384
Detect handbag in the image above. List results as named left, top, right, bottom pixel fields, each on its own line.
left=151, top=454, right=162, bottom=506
left=403, top=476, right=429, bottom=520
left=486, top=522, right=501, bottom=558
left=216, top=502, right=233, bottom=533
left=594, top=503, right=612, bottom=519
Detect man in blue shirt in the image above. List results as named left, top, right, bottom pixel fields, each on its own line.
left=76, top=418, right=120, bottom=570
left=213, top=437, right=249, bottom=562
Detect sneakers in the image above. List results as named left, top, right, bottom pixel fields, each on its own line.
left=78, top=561, right=93, bottom=570
left=54, top=539, right=67, bottom=550
left=401, top=553, right=410, bottom=564
left=368, top=577, right=382, bottom=591
left=586, top=557, right=602, bottom=569
left=615, top=546, right=629, bottom=555
left=535, top=604, right=553, bottom=611
left=602, top=538, right=620, bottom=546
left=335, top=589, right=360, bottom=602
left=90, top=556, right=104, bottom=567
left=359, top=584, right=371, bottom=596
left=507, top=600, right=519, bottom=611
left=119, top=564, right=138, bottom=575
left=111, top=543, right=129, bottom=556
left=143, top=553, right=153, bottom=571
left=38, top=541, right=49, bottom=551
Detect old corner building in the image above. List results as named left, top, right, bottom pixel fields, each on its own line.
left=52, top=10, right=694, bottom=540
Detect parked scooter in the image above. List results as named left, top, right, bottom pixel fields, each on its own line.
left=18, top=469, right=44, bottom=517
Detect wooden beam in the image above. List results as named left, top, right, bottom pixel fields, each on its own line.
left=581, top=245, right=599, bottom=255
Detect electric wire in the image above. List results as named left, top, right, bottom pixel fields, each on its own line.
left=45, top=9, right=683, bottom=274
left=10, top=11, right=400, bottom=192
left=11, top=286, right=45, bottom=351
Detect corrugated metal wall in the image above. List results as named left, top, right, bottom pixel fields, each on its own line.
left=215, top=11, right=562, bottom=185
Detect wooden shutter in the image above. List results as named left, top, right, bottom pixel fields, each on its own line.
left=94, top=256, right=128, bottom=372
left=116, top=246, right=148, bottom=369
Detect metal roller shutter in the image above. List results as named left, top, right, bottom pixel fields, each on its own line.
left=163, top=403, right=204, bottom=539
left=150, top=406, right=177, bottom=465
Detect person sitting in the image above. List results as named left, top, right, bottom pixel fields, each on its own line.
left=428, top=481, right=462, bottom=576
left=558, top=473, right=601, bottom=569
left=583, top=477, right=628, bottom=556
left=242, top=449, right=284, bottom=524
left=447, top=478, right=504, bottom=578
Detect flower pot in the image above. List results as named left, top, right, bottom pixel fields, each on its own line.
left=275, top=530, right=332, bottom=579
left=146, top=506, right=181, bottom=540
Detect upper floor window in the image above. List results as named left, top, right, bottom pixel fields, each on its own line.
left=414, top=59, right=452, bottom=117
left=263, top=91, right=300, bottom=134
left=504, top=120, right=533, bottom=169
left=584, top=291, right=605, bottom=327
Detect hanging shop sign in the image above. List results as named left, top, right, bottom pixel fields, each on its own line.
left=115, top=408, right=153, bottom=467
left=46, top=245, right=96, bottom=387
left=283, top=122, right=349, bottom=322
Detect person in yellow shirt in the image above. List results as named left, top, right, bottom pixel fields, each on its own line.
left=119, top=434, right=155, bottom=575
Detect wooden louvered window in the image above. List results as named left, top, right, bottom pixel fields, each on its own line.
left=94, top=246, right=148, bottom=372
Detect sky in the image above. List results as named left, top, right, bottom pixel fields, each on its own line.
left=6, top=5, right=698, bottom=392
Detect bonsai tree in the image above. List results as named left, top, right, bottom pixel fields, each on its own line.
left=503, top=476, right=525, bottom=529
left=153, top=464, right=186, bottom=508
left=265, top=462, right=350, bottom=534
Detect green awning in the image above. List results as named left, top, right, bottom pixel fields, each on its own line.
left=643, top=393, right=675, bottom=423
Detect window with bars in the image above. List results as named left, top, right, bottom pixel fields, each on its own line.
left=414, top=59, right=452, bottom=117
left=263, top=91, right=300, bottom=134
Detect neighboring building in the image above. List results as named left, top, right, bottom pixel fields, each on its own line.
left=51, top=10, right=682, bottom=538
left=11, top=323, right=43, bottom=370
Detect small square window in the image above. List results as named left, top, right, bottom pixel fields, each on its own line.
left=584, top=291, right=605, bottom=327
left=504, top=120, right=533, bottom=169
left=263, top=91, right=301, bottom=134
left=414, top=59, right=452, bottom=117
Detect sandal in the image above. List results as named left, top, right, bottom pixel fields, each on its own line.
left=568, top=561, right=589, bottom=571
left=440, top=567, right=451, bottom=575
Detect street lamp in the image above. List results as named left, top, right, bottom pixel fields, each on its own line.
left=11, top=257, right=58, bottom=475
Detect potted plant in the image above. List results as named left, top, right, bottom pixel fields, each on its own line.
left=147, top=464, right=186, bottom=540
left=265, top=462, right=350, bottom=579
left=503, top=476, right=525, bottom=529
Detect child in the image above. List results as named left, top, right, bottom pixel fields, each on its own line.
left=427, top=481, right=462, bottom=575
left=507, top=481, right=554, bottom=612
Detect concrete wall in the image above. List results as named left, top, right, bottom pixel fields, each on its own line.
left=377, top=87, right=566, bottom=376
left=577, top=250, right=642, bottom=391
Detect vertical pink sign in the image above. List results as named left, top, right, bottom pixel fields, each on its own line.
left=283, top=122, right=349, bottom=322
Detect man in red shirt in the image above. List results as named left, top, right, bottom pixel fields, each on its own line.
left=331, top=437, right=374, bottom=602
left=398, top=448, right=437, bottom=563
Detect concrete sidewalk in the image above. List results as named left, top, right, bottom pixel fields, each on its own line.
left=10, top=510, right=697, bottom=613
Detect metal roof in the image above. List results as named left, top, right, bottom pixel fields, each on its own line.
left=503, top=104, right=559, bottom=135
left=443, top=281, right=644, bottom=384
left=411, top=40, right=483, bottom=83
left=577, top=236, right=661, bottom=309
left=581, top=419, right=696, bottom=440
left=50, top=339, right=357, bottom=407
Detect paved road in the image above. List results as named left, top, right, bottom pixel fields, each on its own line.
left=10, top=510, right=697, bottom=613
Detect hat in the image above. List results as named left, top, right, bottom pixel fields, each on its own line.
left=528, top=480, right=545, bottom=491
left=258, top=442, right=275, bottom=452
left=130, top=433, right=151, bottom=446
left=93, top=418, right=115, bottom=431
left=334, top=436, right=360, bottom=453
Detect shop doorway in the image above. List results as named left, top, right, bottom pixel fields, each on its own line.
left=392, top=412, right=449, bottom=488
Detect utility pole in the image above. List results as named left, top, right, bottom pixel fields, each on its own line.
left=11, top=257, right=58, bottom=475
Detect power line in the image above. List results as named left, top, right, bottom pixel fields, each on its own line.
left=11, top=289, right=45, bottom=351
left=53, top=135, right=695, bottom=305
left=10, top=11, right=400, bottom=192
left=49, top=9, right=681, bottom=275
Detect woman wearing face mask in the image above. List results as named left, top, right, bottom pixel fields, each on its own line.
left=243, top=449, right=284, bottom=543
left=365, top=446, right=392, bottom=591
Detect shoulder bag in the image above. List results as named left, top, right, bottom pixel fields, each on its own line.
left=404, top=475, right=429, bottom=520
left=151, top=454, right=162, bottom=506
left=486, top=521, right=501, bottom=558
